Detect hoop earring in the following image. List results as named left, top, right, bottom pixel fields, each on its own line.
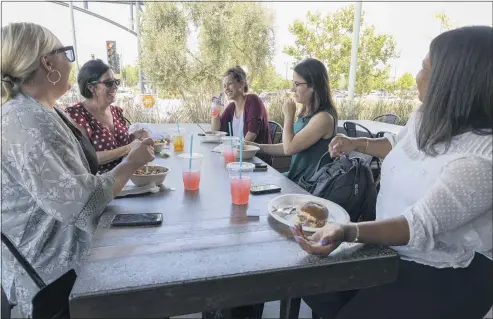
left=47, top=69, right=61, bottom=86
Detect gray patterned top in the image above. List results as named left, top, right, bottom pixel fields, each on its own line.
left=1, top=93, right=115, bottom=317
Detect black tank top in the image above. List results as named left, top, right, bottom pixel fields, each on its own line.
left=55, top=108, right=99, bottom=175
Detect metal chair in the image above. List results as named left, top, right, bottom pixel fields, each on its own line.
left=343, top=122, right=381, bottom=182
left=269, top=120, right=283, bottom=144
left=373, top=114, right=400, bottom=124
left=343, top=121, right=374, bottom=139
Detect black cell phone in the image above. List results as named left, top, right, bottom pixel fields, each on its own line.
left=111, top=213, right=163, bottom=227
left=253, top=162, right=268, bottom=172
left=250, top=184, right=281, bottom=195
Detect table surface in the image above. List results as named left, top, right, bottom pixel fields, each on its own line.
left=70, top=123, right=398, bottom=318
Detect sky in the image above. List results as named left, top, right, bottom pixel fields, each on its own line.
left=2, top=1, right=492, bottom=82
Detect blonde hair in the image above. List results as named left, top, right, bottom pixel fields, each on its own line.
left=1, top=23, right=61, bottom=104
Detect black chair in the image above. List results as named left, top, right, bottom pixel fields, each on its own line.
left=343, top=121, right=374, bottom=139
left=269, top=120, right=283, bottom=144
left=343, top=122, right=381, bottom=182
left=373, top=113, right=400, bottom=124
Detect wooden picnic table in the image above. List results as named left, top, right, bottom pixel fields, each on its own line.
left=69, top=123, right=398, bottom=318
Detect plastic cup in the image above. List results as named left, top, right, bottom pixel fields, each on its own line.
left=178, top=153, right=204, bottom=191
left=171, top=128, right=186, bottom=152
left=211, top=106, right=220, bottom=118
left=227, top=162, right=255, bottom=205
left=221, top=136, right=239, bottom=165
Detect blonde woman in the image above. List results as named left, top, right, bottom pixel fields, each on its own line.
left=1, top=22, right=155, bottom=316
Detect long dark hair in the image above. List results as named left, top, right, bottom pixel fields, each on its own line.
left=293, top=58, right=338, bottom=122
left=418, top=26, right=492, bottom=156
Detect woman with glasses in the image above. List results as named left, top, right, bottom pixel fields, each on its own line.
left=251, top=58, right=338, bottom=183
left=1, top=23, right=155, bottom=316
left=66, top=59, right=149, bottom=174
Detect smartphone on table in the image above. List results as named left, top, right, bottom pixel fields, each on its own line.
left=111, top=213, right=163, bottom=227
left=250, top=184, right=281, bottom=195
left=253, top=162, right=268, bottom=172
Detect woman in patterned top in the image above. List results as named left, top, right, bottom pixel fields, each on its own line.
left=293, top=26, right=492, bottom=319
left=66, top=59, right=149, bottom=173
left=1, top=23, right=155, bottom=317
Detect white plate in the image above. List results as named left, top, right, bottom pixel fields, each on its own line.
left=268, top=194, right=350, bottom=232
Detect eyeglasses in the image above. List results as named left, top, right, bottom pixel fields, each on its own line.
left=90, top=79, right=121, bottom=88
left=49, top=46, right=75, bottom=62
left=292, top=81, right=308, bottom=87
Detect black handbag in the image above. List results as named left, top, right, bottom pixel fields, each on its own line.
left=1, top=233, right=77, bottom=319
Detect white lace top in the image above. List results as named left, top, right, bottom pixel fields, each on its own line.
left=378, top=111, right=492, bottom=268
left=1, top=93, right=115, bottom=316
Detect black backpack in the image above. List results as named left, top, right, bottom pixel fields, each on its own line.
left=298, top=153, right=378, bottom=222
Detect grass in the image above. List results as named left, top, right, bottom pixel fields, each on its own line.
left=57, top=91, right=419, bottom=126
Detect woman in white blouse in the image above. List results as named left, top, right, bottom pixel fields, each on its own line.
left=1, top=23, right=155, bottom=316
left=292, top=26, right=492, bottom=318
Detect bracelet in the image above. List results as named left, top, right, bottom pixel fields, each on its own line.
left=352, top=223, right=360, bottom=243
left=364, top=139, right=369, bottom=154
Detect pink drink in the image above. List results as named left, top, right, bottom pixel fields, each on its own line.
left=182, top=171, right=201, bottom=191
left=230, top=176, right=252, bottom=205
left=211, top=107, right=220, bottom=118
left=223, top=148, right=237, bottom=165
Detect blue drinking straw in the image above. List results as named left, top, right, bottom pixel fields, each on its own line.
left=189, top=134, right=193, bottom=171
left=176, top=121, right=180, bottom=133
left=239, top=134, right=244, bottom=178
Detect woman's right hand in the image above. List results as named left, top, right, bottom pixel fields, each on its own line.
left=328, top=134, right=357, bottom=157
left=126, top=138, right=155, bottom=168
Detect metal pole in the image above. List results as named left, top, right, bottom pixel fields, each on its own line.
left=129, top=2, right=134, bottom=31
left=69, top=1, right=80, bottom=72
left=135, top=3, right=144, bottom=94
left=347, top=1, right=362, bottom=101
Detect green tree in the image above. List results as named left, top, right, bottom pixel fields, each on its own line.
left=69, top=68, right=77, bottom=85
left=283, top=5, right=398, bottom=94
left=122, top=65, right=139, bottom=87
left=396, top=72, right=416, bottom=91
left=140, top=2, right=275, bottom=99
left=435, top=12, right=452, bottom=33
left=250, top=64, right=291, bottom=93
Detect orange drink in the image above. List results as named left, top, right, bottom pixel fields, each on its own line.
left=182, top=171, right=201, bottom=191
left=173, top=135, right=185, bottom=152
left=178, top=153, right=204, bottom=191
left=229, top=176, right=252, bottom=205
left=171, top=128, right=186, bottom=152
left=226, top=162, right=255, bottom=205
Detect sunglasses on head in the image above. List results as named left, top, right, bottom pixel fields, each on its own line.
left=90, top=79, right=121, bottom=88
left=49, top=46, right=75, bottom=62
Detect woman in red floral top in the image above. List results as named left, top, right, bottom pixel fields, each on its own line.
left=66, top=59, right=148, bottom=173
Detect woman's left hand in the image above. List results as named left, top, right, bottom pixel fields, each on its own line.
left=291, top=222, right=345, bottom=255
left=282, top=99, right=297, bottom=119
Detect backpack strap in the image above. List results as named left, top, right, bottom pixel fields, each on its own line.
left=1, top=233, right=46, bottom=289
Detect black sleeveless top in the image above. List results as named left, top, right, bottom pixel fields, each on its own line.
left=55, top=108, right=99, bottom=175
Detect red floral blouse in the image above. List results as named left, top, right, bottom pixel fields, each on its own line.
left=65, top=103, right=130, bottom=173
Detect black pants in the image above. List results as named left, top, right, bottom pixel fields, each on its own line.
left=304, top=253, right=493, bottom=319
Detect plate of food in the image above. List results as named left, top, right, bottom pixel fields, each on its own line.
left=201, top=131, right=228, bottom=143
left=130, top=165, right=170, bottom=187
left=268, top=194, right=350, bottom=232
